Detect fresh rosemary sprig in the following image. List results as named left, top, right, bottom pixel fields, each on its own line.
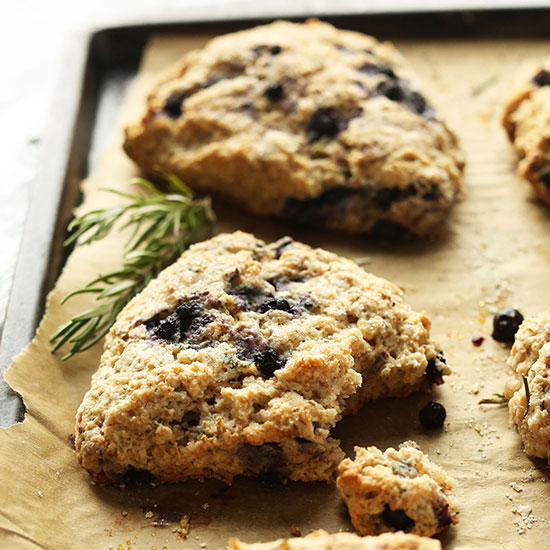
left=478, top=393, right=507, bottom=405
left=50, top=175, right=214, bottom=360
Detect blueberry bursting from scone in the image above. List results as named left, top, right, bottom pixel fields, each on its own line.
left=75, top=232, right=449, bottom=485
left=124, top=20, right=464, bottom=238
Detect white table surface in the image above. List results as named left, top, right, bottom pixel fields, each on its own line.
left=2, top=0, right=549, bottom=337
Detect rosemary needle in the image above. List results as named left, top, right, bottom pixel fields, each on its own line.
left=50, top=175, right=215, bottom=360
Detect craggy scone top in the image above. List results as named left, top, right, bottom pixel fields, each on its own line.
left=75, top=232, right=448, bottom=485
left=124, top=19, right=464, bottom=237
left=504, top=310, right=550, bottom=461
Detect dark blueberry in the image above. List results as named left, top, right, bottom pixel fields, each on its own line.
left=308, top=108, right=342, bottom=142
left=371, top=219, right=406, bottom=240
left=154, top=311, right=182, bottom=342
left=374, top=187, right=401, bottom=210
left=358, top=62, right=396, bottom=79
left=424, top=358, right=444, bottom=385
left=419, top=401, right=447, bottom=429
left=145, top=299, right=208, bottom=344
left=121, top=467, right=157, bottom=488
left=422, top=192, right=437, bottom=200
left=381, top=505, right=415, bottom=531
left=253, top=349, right=286, bottom=378
left=258, top=298, right=292, bottom=314
left=264, top=83, right=284, bottom=102
left=436, top=503, right=454, bottom=528
left=270, top=45, right=282, bottom=55
left=377, top=80, right=405, bottom=101
left=472, top=336, right=485, bottom=347
left=406, top=184, right=418, bottom=196
left=236, top=443, right=289, bottom=481
left=228, top=286, right=272, bottom=311
left=67, top=434, right=76, bottom=449
left=163, top=92, right=185, bottom=118
left=539, top=170, right=550, bottom=188
left=273, top=237, right=294, bottom=259
left=375, top=80, right=429, bottom=115
left=181, top=410, right=201, bottom=429
left=492, top=308, right=524, bottom=343
left=285, top=186, right=362, bottom=225
left=409, top=91, right=428, bottom=115
left=533, top=69, right=550, bottom=87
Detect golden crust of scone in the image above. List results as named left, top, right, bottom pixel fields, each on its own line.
left=124, top=19, right=463, bottom=237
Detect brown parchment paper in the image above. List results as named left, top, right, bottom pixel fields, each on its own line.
left=1, top=31, right=550, bottom=550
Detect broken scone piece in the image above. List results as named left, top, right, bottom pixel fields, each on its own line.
left=231, top=530, right=479, bottom=550
left=124, top=19, right=464, bottom=237
left=337, top=442, right=458, bottom=537
left=504, top=310, right=550, bottom=462
left=75, top=232, right=448, bottom=485
left=502, top=67, right=550, bottom=205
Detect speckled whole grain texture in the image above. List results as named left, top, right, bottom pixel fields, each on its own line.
left=124, top=19, right=464, bottom=238
left=230, top=530, right=442, bottom=550
left=504, top=310, right=550, bottom=462
left=502, top=67, right=550, bottom=205
left=75, top=232, right=448, bottom=485
left=337, top=442, right=458, bottom=537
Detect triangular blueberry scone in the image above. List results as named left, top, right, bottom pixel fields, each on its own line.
left=76, top=232, right=449, bottom=484
left=124, top=20, right=464, bottom=238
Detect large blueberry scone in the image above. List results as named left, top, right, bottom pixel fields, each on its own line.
left=124, top=20, right=464, bottom=238
left=502, top=67, right=550, bottom=205
left=75, top=232, right=449, bottom=484
left=504, top=310, right=550, bottom=462
left=230, top=530, right=443, bottom=550
left=337, top=442, right=458, bottom=537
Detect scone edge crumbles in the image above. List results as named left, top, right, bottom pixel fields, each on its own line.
left=337, top=442, right=458, bottom=537
left=502, top=66, right=550, bottom=205
left=504, top=310, right=550, bottom=462
left=75, top=231, right=449, bottom=485
left=124, top=19, right=464, bottom=237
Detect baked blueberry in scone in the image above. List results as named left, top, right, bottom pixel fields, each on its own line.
left=124, top=19, right=464, bottom=238
left=503, top=67, right=550, bottom=205
left=337, top=442, right=458, bottom=537
left=504, top=310, right=550, bottom=462
left=75, top=232, right=449, bottom=485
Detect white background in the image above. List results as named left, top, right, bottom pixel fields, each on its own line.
left=1, top=0, right=549, bottom=334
